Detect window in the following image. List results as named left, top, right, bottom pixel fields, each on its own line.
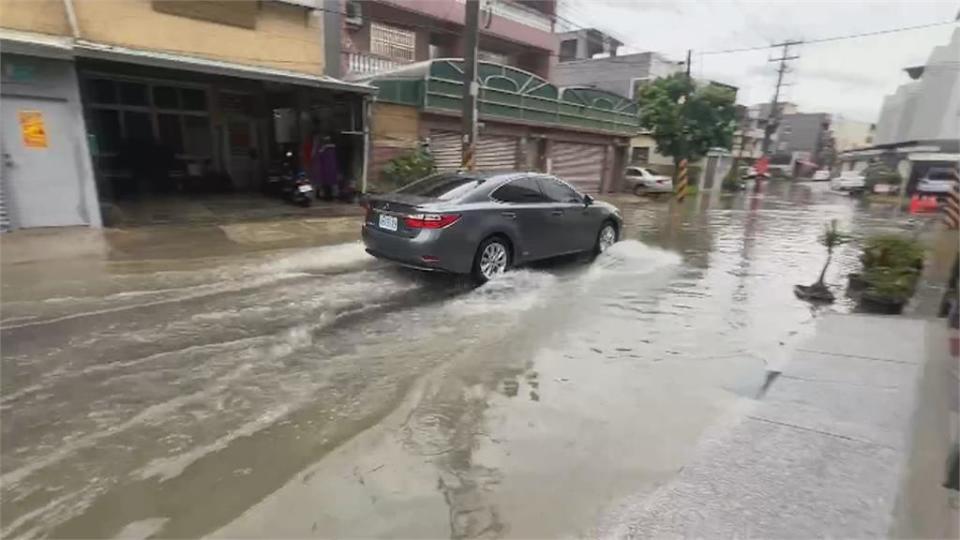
left=123, top=111, right=152, bottom=141
left=538, top=177, right=582, bottom=203
left=396, top=173, right=481, bottom=200
left=492, top=177, right=545, bottom=203
left=631, top=146, right=650, bottom=163
left=153, top=86, right=180, bottom=109
left=371, top=22, right=416, bottom=62
left=118, top=81, right=148, bottom=106
left=183, top=116, right=211, bottom=156
left=479, top=50, right=508, bottom=64
left=91, top=79, right=117, bottom=104
left=157, top=114, right=184, bottom=153
left=84, top=76, right=212, bottom=164
left=93, top=109, right=121, bottom=152
left=181, top=88, right=207, bottom=111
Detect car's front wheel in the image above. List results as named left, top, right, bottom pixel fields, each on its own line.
left=595, top=222, right=618, bottom=254
left=472, top=236, right=511, bottom=284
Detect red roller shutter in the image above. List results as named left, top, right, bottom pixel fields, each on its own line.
left=550, top=142, right=604, bottom=193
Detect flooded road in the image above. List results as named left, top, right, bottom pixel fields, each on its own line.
left=1, top=182, right=920, bottom=538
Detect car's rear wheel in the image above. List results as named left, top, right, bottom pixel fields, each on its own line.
left=595, top=222, right=618, bottom=254
left=472, top=236, right=511, bottom=284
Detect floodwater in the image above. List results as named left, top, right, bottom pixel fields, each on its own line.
left=1, top=182, right=920, bottom=539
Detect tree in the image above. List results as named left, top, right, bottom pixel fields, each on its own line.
left=816, top=131, right=837, bottom=170
left=636, top=74, right=737, bottom=182
left=794, top=219, right=852, bottom=303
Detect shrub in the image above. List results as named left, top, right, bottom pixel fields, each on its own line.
left=863, top=162, right=901, bottom=189
left=863, top=266, right=919, bottom=302
left=383, top=148, right=435, bottom=188
left=860, top=234, right=924, bottom=271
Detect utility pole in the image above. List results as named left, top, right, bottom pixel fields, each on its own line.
left=675, top=49, right=693, bottom=202
left=760, top=40, right=801, bottom=156
left=460, top=0, right=481, bottom=170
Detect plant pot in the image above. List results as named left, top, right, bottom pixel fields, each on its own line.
left=859, top=291, right=906, bottom=314
left=848, top=272, right=867, bottom=291
left=794, top=284, right=835, bottom=303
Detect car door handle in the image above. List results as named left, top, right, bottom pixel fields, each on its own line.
left=551, top=209, right=564, bottom=216
left=501, top=211, right=517, bottom=219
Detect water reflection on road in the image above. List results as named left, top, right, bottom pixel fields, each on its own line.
left=1, top=182, right=916, bottom=538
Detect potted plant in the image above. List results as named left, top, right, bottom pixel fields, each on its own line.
left=853, top=233, right=925, bottom=314
left=795, top=219, right=851, bottom=303
left=859, top=267, right=919, bottom=314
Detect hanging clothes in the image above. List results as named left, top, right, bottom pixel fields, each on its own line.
left=319, top=143, right=338, bottom=187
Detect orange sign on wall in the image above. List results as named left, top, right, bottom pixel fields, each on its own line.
left=19, top=110, right=48, bottom=148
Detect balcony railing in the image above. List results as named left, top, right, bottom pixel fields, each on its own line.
left=453, top=0, right=552, bottom=32
left=346, top=52, right=406, bottom=77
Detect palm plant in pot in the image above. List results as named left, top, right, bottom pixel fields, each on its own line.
left=795, top=219, right=851, bottom=303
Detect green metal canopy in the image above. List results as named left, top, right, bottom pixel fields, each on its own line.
left=362, top=59, right=641, bottom=135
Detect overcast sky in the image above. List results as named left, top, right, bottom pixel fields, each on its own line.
left=558, top=0, right=959, bottom=122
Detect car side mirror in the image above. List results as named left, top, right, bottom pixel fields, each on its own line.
left=583, top=194, right=594, bottom=206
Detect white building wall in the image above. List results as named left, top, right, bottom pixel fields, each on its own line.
left=906, top=28, right=960, bottom=141
left=875, top=28, right=960, bottom=145
left=874, top=83, right=919, bottom=145
left=831, top=116, right=873, bottom=152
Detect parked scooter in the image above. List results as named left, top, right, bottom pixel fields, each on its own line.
left=265, top=147, right=314, bottom=207
left=286, top=172, right=314, bottom=207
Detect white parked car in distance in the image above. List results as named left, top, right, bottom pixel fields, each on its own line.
left=812, top=169, right=831, bottom=181
left=625, top=166, right=673, bottom=195
left=916, top=167, right=958, bottom=196
left=830, top=170, right=866, bottom=192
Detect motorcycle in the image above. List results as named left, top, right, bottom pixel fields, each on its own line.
left=286, top=172, right=314, bottom=207
left=265, top=148, right=314, bottom=207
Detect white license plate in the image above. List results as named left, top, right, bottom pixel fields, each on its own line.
left=297, top=184, right=313, bottom=193
left=378, top=213, right=398, bottom=231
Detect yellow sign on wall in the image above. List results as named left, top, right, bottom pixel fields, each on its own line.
left=19, top=110, right=48, bottom=148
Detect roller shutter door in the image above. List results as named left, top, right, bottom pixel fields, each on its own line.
left=427, top=131, right=460, bottom=171
left=550, top=142, right=604, bottom=193
left=429, top=131, right=518, bottom=172
left=476, top=135, right=517, bottom=170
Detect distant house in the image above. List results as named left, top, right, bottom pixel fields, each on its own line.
left=838, top=28, right=959, bottom=193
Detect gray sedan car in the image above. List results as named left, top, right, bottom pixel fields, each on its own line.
left=361, top=171, right=622, bottom=283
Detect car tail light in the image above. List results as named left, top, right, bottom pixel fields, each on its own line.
left=403, top=213, right=461, bottom=229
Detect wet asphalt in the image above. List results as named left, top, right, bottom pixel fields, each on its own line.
left=0, top=182, right=924, bottom=539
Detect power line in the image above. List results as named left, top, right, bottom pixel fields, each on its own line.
left=701, top=19, right=957, bottom=55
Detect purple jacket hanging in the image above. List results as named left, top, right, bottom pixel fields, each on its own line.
left=319, top=144, right=338, bottom=187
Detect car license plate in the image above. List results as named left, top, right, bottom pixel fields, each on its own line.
left=297, top=184, right=313, bottom=193
left=378, top=213, right=398, bottom=231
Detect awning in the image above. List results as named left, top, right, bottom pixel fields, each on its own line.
left=74, top=40, right=375, bottom=94
left=1, top=29, right=375, bottom=95
left=0, top=29, right=73, bottom=59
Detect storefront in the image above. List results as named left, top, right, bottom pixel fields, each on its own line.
left=71, top=44, right=374, bottom=224
left=0, top=32, right=375, bottom=229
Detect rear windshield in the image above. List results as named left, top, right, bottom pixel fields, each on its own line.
left=396, top=173, right=481, bottom=200
left=926, top=169, right=956, bottom=180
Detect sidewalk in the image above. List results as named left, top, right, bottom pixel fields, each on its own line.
left=1, top=215, right=363, bottom=266
left=617, top=313, right=957, bottom=538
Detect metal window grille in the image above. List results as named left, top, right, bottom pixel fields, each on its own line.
left=370, top=22, right=415, bottom=62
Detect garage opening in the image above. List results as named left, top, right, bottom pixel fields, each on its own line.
left=550, top=142, right=604, bottom=193
left=79, top=60, right=369, bottom=226
left=428, top=130, right=518, bottom=172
